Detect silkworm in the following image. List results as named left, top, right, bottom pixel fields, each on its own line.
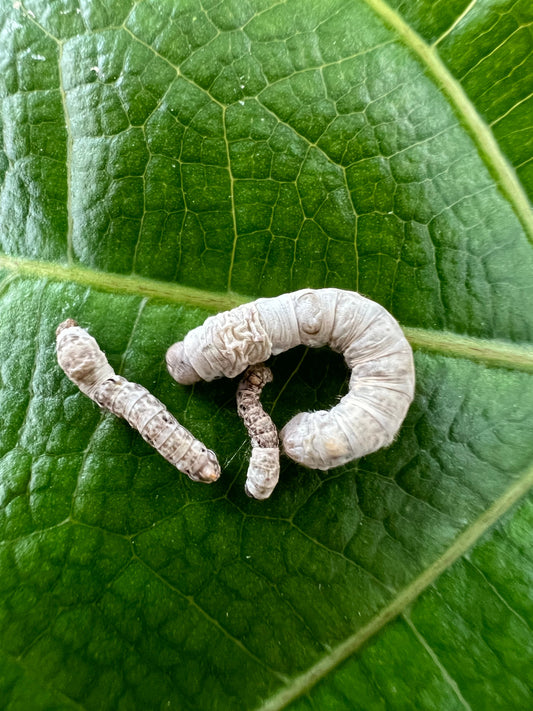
left=236, top=364, right=279, bottom=499
left=166, top=288, right=415, bottom=470
left=56, top=319, right=220, bottom=483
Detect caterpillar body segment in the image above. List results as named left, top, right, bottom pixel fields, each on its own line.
left=167, top=289, right=415, bottom=471
left=56, top=320, right=220, bottom=483
left=236, top=364, right=279, bottom=499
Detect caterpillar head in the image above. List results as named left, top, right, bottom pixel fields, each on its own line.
left=281, top=410, right=353, bottom=471
left=166, top=341, right=202, bottom=385
left=56, top=320, right=112, bottom=389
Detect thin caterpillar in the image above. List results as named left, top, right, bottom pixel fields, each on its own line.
left=236, top=364, right=279, bottom=500
left=166, top=288, right=415, bottom=471
left=56, top=319, right=220, bottom=483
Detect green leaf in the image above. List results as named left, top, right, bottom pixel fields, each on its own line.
left=0, top=1, right=532, bottom=710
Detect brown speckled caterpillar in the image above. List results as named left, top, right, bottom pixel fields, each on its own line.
left=167, top=288, right=415, bottom=471
left=56, top=319, right=220, bottom=483
left=236, top=364, right=279, bottom=499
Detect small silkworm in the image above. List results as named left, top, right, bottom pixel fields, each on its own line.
left=56, top=319, right=220, bottom=483
left=166, top=289, right=415, bottom=471
left=236, top=364, right=279, bottom=500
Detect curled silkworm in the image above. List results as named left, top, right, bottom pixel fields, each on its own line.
left=236, top=364, right=280, bottom=500
left=56, top=319, right=220, bottom=483
left=167, top=289, right=415, bottom=471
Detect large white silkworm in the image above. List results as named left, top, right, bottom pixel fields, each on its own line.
left=56, top=319, right=220, bottom=483
left=236, top=364, right=280, bottom=500
left=166, top=289, right=415, bottom=470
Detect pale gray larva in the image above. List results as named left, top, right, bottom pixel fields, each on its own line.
left=56, top=320, right=220, bottom=483
left=236, top=364, right=280, bottom=500
left=166, top=288, right=415, bottom=471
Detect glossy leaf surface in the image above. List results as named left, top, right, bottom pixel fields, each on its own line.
left=0, top=1, right=532, bottom=709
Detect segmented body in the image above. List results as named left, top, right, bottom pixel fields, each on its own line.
left=236, top=364, right=279, bottom=499
left=56, top=320, right=220, bottom=483
left=167, top=289, right=415, bottom=470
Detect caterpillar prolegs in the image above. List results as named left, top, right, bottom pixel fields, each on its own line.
left=56, top=320, right=220, bottom=483
left=167, top=288, right=415, bottom=471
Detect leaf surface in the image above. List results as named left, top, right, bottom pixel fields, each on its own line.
left=0, top=1, right=532, bottom=709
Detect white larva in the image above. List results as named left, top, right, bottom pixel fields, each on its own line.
left=56, top=319, right=220, bottom=483
left=236, top=364, right=280, bottom=500
left=166, top=288, right=415, bottom=471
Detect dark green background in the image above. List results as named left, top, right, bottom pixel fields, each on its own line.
left=0, top=0, right=532, bottom=709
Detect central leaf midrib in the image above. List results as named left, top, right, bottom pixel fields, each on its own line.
left=1, top=253, right=532, bottom=372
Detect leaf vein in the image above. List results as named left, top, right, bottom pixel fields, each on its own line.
left=253, top=462, right=533, bottom=710
left=0, top=255, right=532, bottom=370
left=403, top=613, right=473, bottom=710
left=132, top=553, right=288, bottom=682
left=361, top=0, right=533, bottom=241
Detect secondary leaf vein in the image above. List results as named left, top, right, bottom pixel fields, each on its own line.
left=362, top=0, right=533, bottom=242
left=254, top=461, right=533, bottom=711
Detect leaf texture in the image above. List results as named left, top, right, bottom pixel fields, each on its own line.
left=0, top=1, right=532, bottom=709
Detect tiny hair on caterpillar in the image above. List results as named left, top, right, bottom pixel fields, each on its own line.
left=166, top=289, right=415, bottom=471
left=56, top=320, right=220, bottom=483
